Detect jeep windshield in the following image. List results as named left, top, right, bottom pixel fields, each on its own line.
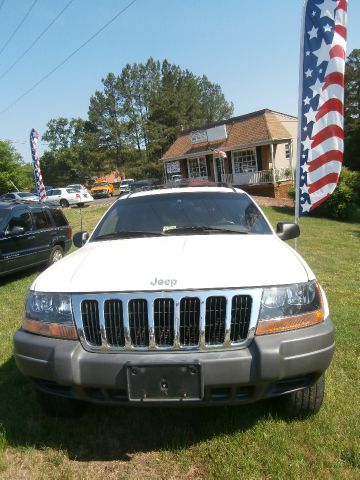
left=91, top=191, right=272, bottom=241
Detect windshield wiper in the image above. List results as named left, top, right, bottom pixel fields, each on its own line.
left=94, top=230, right=165, bottom=240
left=163, top=225, right=249, bottom=235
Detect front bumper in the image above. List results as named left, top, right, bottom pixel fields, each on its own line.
left=13, top=317, right=335, bottom=406
left=92, top=191, right=109, bottom=198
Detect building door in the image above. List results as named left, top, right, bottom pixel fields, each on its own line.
left=215, top=157, right=224, bottom=183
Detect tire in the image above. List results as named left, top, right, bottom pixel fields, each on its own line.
left=277, top=374, right=325, bottom=419
left=48, top=245, right=64, bottom=266
left=37, top=390, right=86, bottom=418
left=60, top=199, right=69, bottom=208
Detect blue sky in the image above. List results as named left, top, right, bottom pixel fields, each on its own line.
left=0, top=0, right=359, bottom=162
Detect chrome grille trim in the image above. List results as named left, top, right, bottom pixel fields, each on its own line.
left=72, top=288, right=262, bottom=353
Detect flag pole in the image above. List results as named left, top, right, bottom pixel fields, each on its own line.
left=295, top=0, right=308, bottom=250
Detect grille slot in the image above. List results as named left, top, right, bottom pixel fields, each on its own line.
left=205, top=296, right=226, bottom=344
left=75, top=289, right=256, bottom=352
left=81, top=300, right=101, bottom=346
left=180, top=297, right=200, bottom=346
left=128, top=299, right=149, bottom=347
left=104, top=299, right=125, bottom=346
left=154, top=298, right=174, bottom=346
left=230, top=295, right=252, bottom=342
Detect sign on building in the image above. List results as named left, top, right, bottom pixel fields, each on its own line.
left=166, top=161, right=181, bottom=173
left=190, top=130, right=208, bottom=144
left=190, top=124, right=227, bottom=144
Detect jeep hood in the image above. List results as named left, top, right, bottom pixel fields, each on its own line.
left=32, top=235, right=314, bottom=293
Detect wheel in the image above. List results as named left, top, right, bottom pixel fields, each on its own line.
left=277, top=374, right=325, bottom=419
left=36, top=390, right=86, bottom=418
left=48, top=245, right=64, bottom=266
left=60, top=199, right=69, bottom=208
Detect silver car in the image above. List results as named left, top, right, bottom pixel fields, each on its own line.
left=0, top=192, right=39, bottom=202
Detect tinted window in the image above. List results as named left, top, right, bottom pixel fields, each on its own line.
left=33, top=210, right=51, bottom=229
left=50, top=208, right=68, bottom=227
left=50, top=189, right=61, bottom=195
left=18, top=192, right=34, bottom=198
left=7, top=209, right=32, bottom=233
left=66, top=189, right=77, bottom=193
left=92, top=192, right=271, bottom=239
left=0, top=209, right=8, bottom=225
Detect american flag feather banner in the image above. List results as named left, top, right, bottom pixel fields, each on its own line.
left=296, top=0, right=348, bottom=216
left=30, top=128, right=46, bottom=200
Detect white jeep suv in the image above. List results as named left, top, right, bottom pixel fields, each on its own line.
left=13, top=187, right=334, bottom=418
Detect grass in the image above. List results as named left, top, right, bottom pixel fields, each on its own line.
left=0, top=203, right=359, bottom=479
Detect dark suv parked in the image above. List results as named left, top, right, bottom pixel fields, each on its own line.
left=0, top=201, right=72, bottom=277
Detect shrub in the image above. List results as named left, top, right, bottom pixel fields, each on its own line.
left=288, top=183, right=295, bottom=199
left=310, top=167, right=360, bottom=220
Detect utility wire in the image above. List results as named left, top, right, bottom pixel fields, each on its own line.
left=1, top=0, right=137, bottom=113
left=0, top=0, right=75, bottom=81
left=0, top=0, right=38, bottom=57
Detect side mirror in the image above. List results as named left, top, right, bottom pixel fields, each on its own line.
left=73, top=231, right=89, bottom=248
left=6, top=225, right=25, bottom=237
left=276, top=222, right=300, bottom=241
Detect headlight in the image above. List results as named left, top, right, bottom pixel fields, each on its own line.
left=23, top=291, right=78, bottom=339
left=256, top=280, right=324, bottom=335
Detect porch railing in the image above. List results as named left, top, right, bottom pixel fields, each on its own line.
left=221, top=168, right=292, bottom=186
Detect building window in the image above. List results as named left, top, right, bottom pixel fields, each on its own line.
left=285, top=143, right=291, bottom=160
left=187, top=157, right=208, bottom=179
left=232, top=149, right=257, bottom=173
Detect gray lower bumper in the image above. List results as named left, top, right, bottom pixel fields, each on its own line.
left=13, top=318, right=335, bottom=405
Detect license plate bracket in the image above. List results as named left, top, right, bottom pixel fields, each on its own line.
left=127, top=363, right=203, bottom=402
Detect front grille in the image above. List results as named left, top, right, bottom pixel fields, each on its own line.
left=75, top=289, right=258, bottom=352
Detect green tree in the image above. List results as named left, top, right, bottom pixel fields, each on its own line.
left=344, top=49, right=360, bottom=171
left=0, top=140, right=33, bottom=194
left=88, top=58, right=234, bottom=163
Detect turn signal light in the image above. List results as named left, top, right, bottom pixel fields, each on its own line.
left=23, top=318, right=78, bottom=340
left=255, top=309, right=324, bottom=335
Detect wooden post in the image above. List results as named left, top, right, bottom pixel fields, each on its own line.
left=270, top=143, right=276, bottom=187
left=289, top=140, right=294, bottom=182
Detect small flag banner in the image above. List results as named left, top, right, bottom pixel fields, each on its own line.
left=213, top=149, right=227, bottom=159
left=30, top=128, right=46, bottom=200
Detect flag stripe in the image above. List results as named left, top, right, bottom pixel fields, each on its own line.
left=309, top=137, right=344, bottom=161
left=330, top=45, right=346, bottom=60
left=335, top=24, right=347, bottom=40
left=323, top=71, right=344, bottom=89
left=316, top=98, right=343, bottom=120
left=312, top=111, right=343, bottom=136
left=308, top=150, right=343, bottom=171
left=308, top=160, right=341, bottom=183
left=310, top=193, right=331, bottom=210
left=311, top=124, right=344, bottom=149
left=308, top=172, right=339, bottom=194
